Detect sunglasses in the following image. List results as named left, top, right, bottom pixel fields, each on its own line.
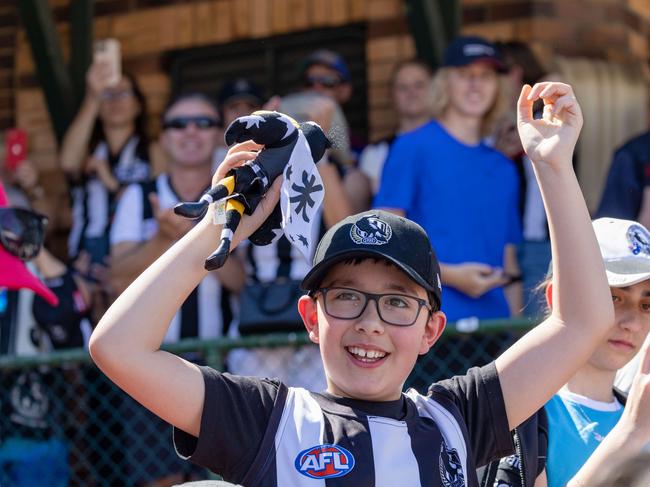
left=162, top=116, right=220, bottom=131
left=304, top=74, right=343, bottom=89
left=0, top=208, right=48, bottom=260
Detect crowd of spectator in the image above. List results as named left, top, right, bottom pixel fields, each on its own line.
left=1, top=34, right=649, bottom=486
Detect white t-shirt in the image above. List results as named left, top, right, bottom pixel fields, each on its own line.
left=111, top=173, right=229, bottom=343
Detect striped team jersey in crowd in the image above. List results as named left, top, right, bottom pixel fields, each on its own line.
left=174, top=363, right=513, bottom=486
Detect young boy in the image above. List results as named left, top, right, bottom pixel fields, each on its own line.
left=90, top=82, right=614, bottom=486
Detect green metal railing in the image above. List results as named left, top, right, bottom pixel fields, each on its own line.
left=0, top=318, right=535, bottom=486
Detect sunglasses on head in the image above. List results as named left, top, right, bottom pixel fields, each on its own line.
left=304, top=74, right=343, bottom=89
left=0, top=208, right=48, bottom=261
left=162, top=116, right=220, bottom=131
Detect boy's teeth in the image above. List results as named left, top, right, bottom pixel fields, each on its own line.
left=347, top=346, right=386, bottom=360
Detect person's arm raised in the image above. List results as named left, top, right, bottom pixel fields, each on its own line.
left=89, top=141, right=276, bottom=437
left=59, top=61, right=113, bottom=176
left=496, top=82, right=614, bottom=429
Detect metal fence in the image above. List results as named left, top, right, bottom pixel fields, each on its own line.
left=0, top=318, right=535, bottom=486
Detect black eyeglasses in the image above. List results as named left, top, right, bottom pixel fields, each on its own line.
left=0, top=208, right=48, bottom=261
left=304, top=75, right=343, bottom=89
left=162, top=116, right=220, bottom=131
left=316, top=287, right=433, bottom=327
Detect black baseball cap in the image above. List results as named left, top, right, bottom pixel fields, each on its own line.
left=301, top=210, right=442, bottom=309
left=217, top=78, right=263, bottom=107
left=443, top=36, right=507, bottom=73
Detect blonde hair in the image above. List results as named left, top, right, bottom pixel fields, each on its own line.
left=430, top=67, right=508, bottom=137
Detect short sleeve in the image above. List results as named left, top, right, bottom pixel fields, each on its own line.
left=597, top=147, right=644, bottom=219
left=173, top=367, right=280, bottom=481
left=429, top=362, right=513, bottom=467
left=372, top=134, right=419, bottom=213
left=110, top=183, right=144, bottom=246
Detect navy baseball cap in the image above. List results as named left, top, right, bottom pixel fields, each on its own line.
left=301, top=210, right=442, bottom=309
left=443, top=36, right=507, bottom=73
left=217, top=78, right=263, bottom=107
left=300, top=49, right=351, bottom=82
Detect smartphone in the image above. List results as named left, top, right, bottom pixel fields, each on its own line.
left=93, top=38, right=121, bottom=87
left=5, top=128, right=28, bottom=172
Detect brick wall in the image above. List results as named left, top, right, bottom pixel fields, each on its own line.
left=5, top=0, right=650, bottom=181
left=0, top=2, right=17, bottom=132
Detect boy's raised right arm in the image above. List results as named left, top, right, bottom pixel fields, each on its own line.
left=495, top=82, right=615, bottom=429
left=89, top=142, right=279, bottom=437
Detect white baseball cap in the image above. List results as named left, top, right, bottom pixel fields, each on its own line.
left=593, top=218, right=650, bottom=287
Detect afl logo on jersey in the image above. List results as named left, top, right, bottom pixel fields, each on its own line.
left=294, top=444, right=355, bottom=479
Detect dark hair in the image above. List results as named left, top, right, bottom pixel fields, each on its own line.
left=90, top=71, right=149, bottom=152
left=162, top=91, right=220, bottom=123
left=494, top=41, right=546, bottom=86
left=390, top=58, right=434, bottom=87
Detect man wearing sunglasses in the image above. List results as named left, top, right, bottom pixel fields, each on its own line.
left=108, top=92, right=245, bottom=485
left=300, top=49, right=353, bottom=107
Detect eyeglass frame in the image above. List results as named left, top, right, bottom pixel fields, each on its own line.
left=312, top=286, right=435, bottom=327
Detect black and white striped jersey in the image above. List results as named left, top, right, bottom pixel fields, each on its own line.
left=174, top=363, right=513, bottom=486
left=110, top=173, right=231, bottom=342
left=68, top=136, right=150, bottom=259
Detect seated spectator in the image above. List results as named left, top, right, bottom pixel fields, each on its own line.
left=108, top=92, right=244, bottom=486
left=375, top=35, right=522, bottom=323
left=357, top=59, right=433, bottom=210
left=597, top=129, right=650, bottom=228
left=59, top=60, right=153, bottom=271
left=213, top=78, right=264, bottom=167
left=481, top=218, right=650, bottom=487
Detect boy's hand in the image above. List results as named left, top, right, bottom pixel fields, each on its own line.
left=517, top=82, right=583, bottom=168
left=208, top=140, right=282, bottom=247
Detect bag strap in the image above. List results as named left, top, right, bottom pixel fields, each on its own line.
left=276, top=236, right=292, bottom=278
left=240, top=382, right=289, bottom=487
left=139, top=179, right=158, bottom=221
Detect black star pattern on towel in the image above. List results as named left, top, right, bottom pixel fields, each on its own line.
left=289, top=170, right=323, bottom=223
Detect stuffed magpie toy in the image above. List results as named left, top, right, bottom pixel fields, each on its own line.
left=174, top=110, right=330, bottom=270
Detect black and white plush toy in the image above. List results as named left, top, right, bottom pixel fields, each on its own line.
left=174, top=110, right=330, bottom=270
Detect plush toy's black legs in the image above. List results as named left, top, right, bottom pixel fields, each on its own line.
left=205, top=198, right=245, bottom=270
left=174, top=176, right=236, bottom=219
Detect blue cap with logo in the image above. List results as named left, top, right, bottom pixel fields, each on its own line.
left=443, top=36, right=507, bottom=73
left=301, top=210, right=442, bottom=309
left=300, top=49, right=352, bottom=82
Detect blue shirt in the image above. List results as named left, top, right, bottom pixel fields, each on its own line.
left=545, top=391, right=624, bottom=487
left=373, top=121, right=521, bottom=321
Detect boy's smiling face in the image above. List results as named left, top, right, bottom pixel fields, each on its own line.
left=299, top=259, right=446, bottom=402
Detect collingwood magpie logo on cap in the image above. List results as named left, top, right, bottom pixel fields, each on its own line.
left=350, top=215, right=392, bottom=246
left=627, top=224, right=650, bottom=257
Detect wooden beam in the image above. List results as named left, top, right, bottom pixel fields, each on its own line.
left=17, top=0, right=75, bottom=142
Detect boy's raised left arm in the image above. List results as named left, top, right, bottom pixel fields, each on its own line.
left=495, top=83, right=614, bottom=429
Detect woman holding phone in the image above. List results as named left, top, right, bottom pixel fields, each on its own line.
left=59, top=41, right=153, bottom=272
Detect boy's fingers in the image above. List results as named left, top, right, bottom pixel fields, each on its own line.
left=551, top=95, right=580, bottom=117
left=517, top=84, right=534, bottom=123
left=214, top=150, right=259, bottom=183
left=226, top=140, right=263, bottom=156
left=537, top=82, right=573, bottom=102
